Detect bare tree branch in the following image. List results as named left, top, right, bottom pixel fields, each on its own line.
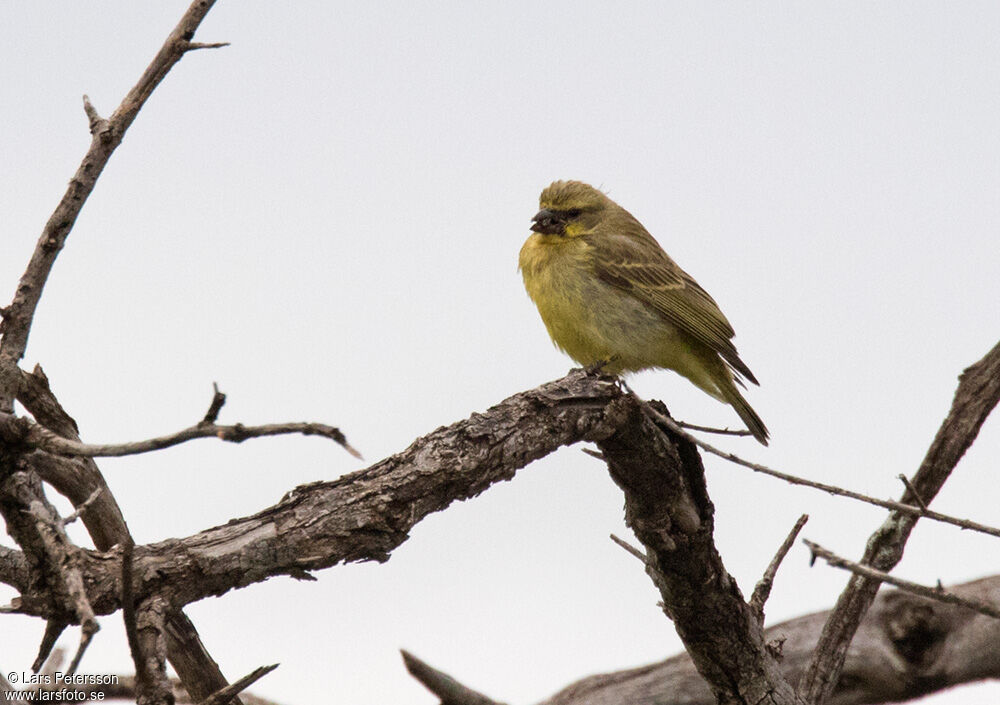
left=645, top=401, right=1000, bottom=539
left=4, top=358, right=998, bottom=704
left=134, top=597, right=173, bottom=705
left=32, top=619, right=68, bottom=674
left=122, top=539, right=143, bottom=685
left=537, top=575, right=1000, bottom=705
left=186, top=41, right=231, bottom=51
left=675, top=419, right=753, bottom=437
left=598, top=397, right=801, bottom=704
left=402, top=651, right=506, bottom=705
left=15, top=366, right=244, bottom=703
left=896, top=474, right=928, bottom=511
left=0, top=0, right=223, bottom=410
left=609, top=533, right=647, bottom=562
left=198, top=665, right=279, bottom=705
left=61, top=487, right=103, bottom=527
left=0, top=544, right=29, bottom=592
left=203, top=383, right=227, bottom=425
left=8, top=369, right=624, bottom=619
left=15, top=413, right=360, bottom=460
left=0, top=0, right=241, bottom=697
left=800, top=340, right=1000, bottom=704
left=0, top=470, right=99, bottom=673
left=805, top=540, right=1000, bottom=620
left=750, top=514, right=809, bottom=624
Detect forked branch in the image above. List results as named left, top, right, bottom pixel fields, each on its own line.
left=0, top=0, right=226, bottom=409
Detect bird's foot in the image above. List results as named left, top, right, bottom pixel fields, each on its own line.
left=583, top=356, right=620, bottom=376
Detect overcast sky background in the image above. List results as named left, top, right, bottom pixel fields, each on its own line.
left=2, top=3, right=999, bottom=704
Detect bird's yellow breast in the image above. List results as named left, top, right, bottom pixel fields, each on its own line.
left=519, top=233, right=682, bottom=373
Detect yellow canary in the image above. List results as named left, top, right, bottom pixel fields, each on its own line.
left=519, top=180, right=768, bottom=445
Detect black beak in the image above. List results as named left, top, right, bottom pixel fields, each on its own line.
left=530, top=208, right=563, bottom=235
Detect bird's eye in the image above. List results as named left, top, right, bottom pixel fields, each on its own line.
left=565, top=208, right=583, bottom=218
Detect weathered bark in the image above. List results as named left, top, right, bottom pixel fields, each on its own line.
left=0, top=1, right=248, bottom=700
left=4, top=371, right=798, bottom=702
left=2, top=371, right=624, bottom=615
left=16, top=367, right=242, bottom=702
left=406, top=576, right=1000, bottom=705
left=800, top=340, right=1000, bottom=703
left=544, top=575, right=1000, bottom=705
left=596, top=399, right=799, bottom=704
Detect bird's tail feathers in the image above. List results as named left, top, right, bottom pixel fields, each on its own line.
left=720, top=385, right=769, bottom=446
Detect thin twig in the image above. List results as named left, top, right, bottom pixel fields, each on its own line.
left=197, top=664, right=278, bottom=705
left=804, top=540, right=1000, bottom=620
left=609, top=533, right=647, bottom=563
left=674, top=420, right=753, bottom=437
left=581, top=447, right=605, bottom=460
left=62, top=487, right=103, bottom=526
left=22, top=417, right=362, bottom=460
left=65, top=620, right=98, bottom=676
left=32, top=620, right=68, bottom=673
left=201, top=383, right=227, bottom=425
left=637, top=399, right=1000, bottom=540
left=749, top=514, right=809, bottom=623
left=897, top=474, right=928, bottom=511
left=185, top=41, right=231, bottom=51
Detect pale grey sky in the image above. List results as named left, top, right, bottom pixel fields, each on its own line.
left=2, top=2, right=999, bottom=704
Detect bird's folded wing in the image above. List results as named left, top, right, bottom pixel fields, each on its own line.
left=590, top=233, right=759, bottom=385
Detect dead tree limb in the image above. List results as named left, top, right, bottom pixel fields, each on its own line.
left=805, top=540, right=1000, bottom=620
left=197, top=664, right=279, bottom=705
left=4, top=369, right=624, bottom=616
left=0, top=469, right=98, bottom=671
left=133, top=597, right=173, bottom=705
left=649, top=405, right=1000, bottom=540
left=7, top=371, right=798, bottom=702
left=0, top=0, right=224, bottom=409
left=541, top=574, right=1000, bottom=705
left=402, top=575, right=1000, bottom=705
left=799, top=340, right=1000, bottom=704
left=2, top=356, right=999, bottom=703
left=402, top=651, right=506, bottom=705
left=12, top=366, right=244, bottom=702
left=597, top=397, right=801, bottom=704
left=751, top=514, right=810, bottom=624
left=11, top=413, right=360, bottom=460
left=0, top=0, right=262, bottom=695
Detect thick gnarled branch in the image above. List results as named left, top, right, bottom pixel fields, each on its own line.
left=6, top=370, right=623, bottom=619
left=0, top=1, right=242, bottom=699
left=8, top=370, right=802, bottom=703
left=400, top=577, right=1000, bottom=705
left=597, top=397, right=800, bottom=704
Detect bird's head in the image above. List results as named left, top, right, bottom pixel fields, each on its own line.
left=531, top=180, right=612, bottom=238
